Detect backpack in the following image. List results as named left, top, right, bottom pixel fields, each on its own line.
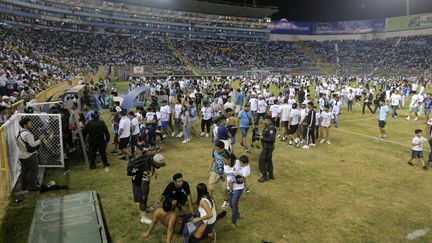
left=127, top=154, right=152, bottom=176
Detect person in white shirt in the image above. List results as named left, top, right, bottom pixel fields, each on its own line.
left=299, top=103, right=308, bottom=144
left=319, top=105, right=334, bottom=144
left=331, top=96, right=341, bottom=128
left=278, top=99, right=291, bottom=141
left=159, top=101, right=173, bottom=137
left=118, top=111, right=132, bottom=160
left=200, top=101, right=213, bottom=137
left=407, top=129, right=428, bottom=170
left=17, top=117, right=47, bottom=191
left=227, top=155, right=250, bottom=230
left=406, top=92, right=420, bottom=121
left=287, top=94, right=296, bottom=107
left=255, top=95, right=267, bottom=125
left=249, top=94, right=258, bottom=117
left=269, top=100, right=280, bottom=128
left=144, top=105, right=158, bottom=147
left=174, top=99, right=183, bottom=137
left=288, top=103, right=301, bottom=146
left=129, top=111, right=143, bottom=157
left=390, top=91, right=401, bottom=118
left=223, top=97, right=235, bottom=111
left=347, top=89, right=354, bottom=112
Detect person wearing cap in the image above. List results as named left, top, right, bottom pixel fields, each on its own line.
left=408, top=129, right=428, bottom=170
left=17, top=117, right=47, bottom=191
left=128, top=153, right=166, bottom=224
left=84, top=111, right=110, bottom=169
left=258, top=115, right=276, bottom=182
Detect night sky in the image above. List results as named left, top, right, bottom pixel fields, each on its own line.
left=221, top=0, right=432, bottom=21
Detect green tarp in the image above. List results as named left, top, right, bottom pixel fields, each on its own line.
left=28, top=191, right=108, bottom=243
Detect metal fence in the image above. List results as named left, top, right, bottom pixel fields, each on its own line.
left=3, top=113, right=64, bottom=191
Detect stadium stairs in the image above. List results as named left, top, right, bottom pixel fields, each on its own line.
left=296, top=40, right=336, bottom=75
left=165, top=40, right=202, bottom=76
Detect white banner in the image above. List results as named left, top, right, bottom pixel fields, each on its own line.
left=133, top=66, right=144, bottom=74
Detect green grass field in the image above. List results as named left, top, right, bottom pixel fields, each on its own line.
left=2, top=81, right=432, bottom=243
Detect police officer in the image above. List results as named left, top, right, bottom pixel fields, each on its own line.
left=258, top=115, right=277, bottom=182
left=84, top=111, right=110, bottom=169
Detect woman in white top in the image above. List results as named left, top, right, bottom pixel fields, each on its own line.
left=320, top=105, right=334, bottom=144
left=190, top=183, right=217, bottom=242
left=228, top=155, right=250, bottom=230
left=180, top=104, right=190, bottom=144
left=200, top=101, right=213, bottom=137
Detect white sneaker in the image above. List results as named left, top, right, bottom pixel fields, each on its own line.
left=200, top=132, right=205, bottom=136
left=205, top=133, right=209, bottom=137
left=278, top=134, right=281, bottom=138
left=176, top=132, right=183, bottom=138
left=187, top=138, right=191, bottom=142
left=162, top=135, right=167, bottom=139
left=140, top=216, right=152, bottom=224
left=171, top=132, right=176, bottom=137
left=221, top=200, right=230, bottom=209
left=405, top=117, right=410, bottom=121
left=182, top=140, right=188, bottom=144
left=326, top=140, right=331, bottom=144
left=302, top=145, right=309, bottom=149
left=310, top=144, right=316, bottom=147
left=414, top=117, right=418, bottom=121
left=320, top=139, right=325, bottom=144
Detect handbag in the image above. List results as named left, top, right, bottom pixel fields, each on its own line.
left=17, top=130, right=40, bottom=153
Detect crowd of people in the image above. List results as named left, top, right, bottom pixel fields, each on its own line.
left=173, top=40, right=307, bottom=69
left=2, top=24, right=431, bottom=81
left=306, top=36, right=432, bottom=72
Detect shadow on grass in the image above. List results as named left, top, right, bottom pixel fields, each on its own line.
left=0, top=195, right=38, bottom=243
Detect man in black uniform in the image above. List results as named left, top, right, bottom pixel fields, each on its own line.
left=157, top=173, right=194, bottom=214
left=258, top=115, right=277, bottom=183
left=84, top=111, right=110, bottom=169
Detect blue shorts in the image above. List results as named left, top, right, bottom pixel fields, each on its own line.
left=378, top=120, right=386, bottom=128
left=412, top=150, right=423, bottom=158
left=240, top=127, right=249, bottom=137
left=132, top=183, right=143, bottom=203
left=161, top=121, right=168, bottom=130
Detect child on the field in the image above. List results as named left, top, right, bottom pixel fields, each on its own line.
left=408, top=129, right=428, bottom=170
left=251, top=125, right=260, bottom=149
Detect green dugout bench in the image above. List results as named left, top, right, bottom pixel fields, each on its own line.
left=28, top=191, right=109, bottom=243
